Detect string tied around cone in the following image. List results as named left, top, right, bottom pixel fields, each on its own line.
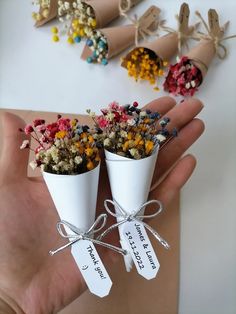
left=195, top=10, right=236, bottom=60
left=161, top=15, right=199, bottom=57
left=97, top=199, right=170, bottom=250
left=119, top=0, right=164, bottom=46
left=49, top=213, right=127, bottom=256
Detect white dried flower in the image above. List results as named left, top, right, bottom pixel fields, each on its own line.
left=20, top=140, right=30, bottom=149
left=156, top=134, right=166, bottom=143
left=104, top=138, right=111, bottom=147
left=29, top=160, right=38, bottom=170
left=74, top=156, right=83, bottom=164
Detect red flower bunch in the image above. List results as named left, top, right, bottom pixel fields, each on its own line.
left=163, top=56, right=203, bottom=97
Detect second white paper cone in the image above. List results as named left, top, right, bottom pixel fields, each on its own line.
left=43, top=164, right=100, bottom=233
left=105, top=148, right=159, bottom=271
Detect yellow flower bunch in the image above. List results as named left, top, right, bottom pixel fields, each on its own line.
left=123, top=48, right=168, bottom=91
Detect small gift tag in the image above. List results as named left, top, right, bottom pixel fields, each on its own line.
left=71, top=240, right=112, bottom=297
left=208, top=9, right=225, bottom=39
left=178, top=2, right=191, bottom=34
left=139, top=5, right=161, bottom=33
left=123, top=221, right=160, bottom=280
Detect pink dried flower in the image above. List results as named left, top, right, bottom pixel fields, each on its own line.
left=109, top=101, right=120, bottom=110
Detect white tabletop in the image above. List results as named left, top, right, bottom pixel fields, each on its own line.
left=1, top=0, right=236, bottom=313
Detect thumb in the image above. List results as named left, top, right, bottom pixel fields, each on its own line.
left=0, top=112, right=30, bottom=179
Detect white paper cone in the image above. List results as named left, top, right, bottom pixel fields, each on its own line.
left=43, top=164, right=100, bottom=233
left=105, top=148, right=159, bottom=271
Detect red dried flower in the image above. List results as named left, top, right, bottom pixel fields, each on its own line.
left=24, top=124, right=34, bottom=135
left=33, top=119, right=45, bottom=127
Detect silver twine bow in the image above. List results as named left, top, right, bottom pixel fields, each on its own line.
left=49, top=213, right=127, bottom=256
left=98, top=200, right=170, bottom=250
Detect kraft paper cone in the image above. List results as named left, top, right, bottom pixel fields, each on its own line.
left=105, top=148, right=159, bottom=271
left=122, top=32, right=178, bottom=68
left=86, top=0, right=143, bottom=28
left=187, top=39, right=216, bottom=78
left=43, top=164, right=100, bottom=233
left=81, top=25, right=136, bottom=60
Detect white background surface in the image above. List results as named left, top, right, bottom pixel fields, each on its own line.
left=1, top=0, right=236, bottom=313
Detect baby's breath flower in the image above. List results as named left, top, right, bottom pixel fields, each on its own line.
left=30, top=160, right=38, bottom=170
left=74, top=156, right=83, bottom=164
left=20, top=140, right=30, bottom=150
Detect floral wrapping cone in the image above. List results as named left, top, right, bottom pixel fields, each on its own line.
left=81, top=24, right=136, bottom=62
left=20, top=116, right=101, bottom=234
left=43, top=165, right=100, bottom=234
left=105, top=148, right=159, bottom=271
left=163, top=9, right=232, bottom=96
left=84, top=0, right=143, bottom=29
left=89, top=101, right=177, bottom=270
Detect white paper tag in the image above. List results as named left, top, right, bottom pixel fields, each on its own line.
left=71, top=240, right=112, bottom=297
left=123, top=221, right=160, bottom=280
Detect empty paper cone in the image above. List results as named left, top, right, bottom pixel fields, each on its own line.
left=187, top=39, right=216, bottom=78
left=105, top=148, right=159, bottom=271
left=43, top=164, right=100, bottom=233
left=81, top=25, right=136, bottom=60
left=86, top=0, right=143, bottom=28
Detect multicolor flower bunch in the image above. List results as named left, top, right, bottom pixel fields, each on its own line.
left=51, top=0, right=97, bottom=43
left=32, top=0, right=50, bottom=22
left=122, top=48, right=168, bottom=91
left=19, top=116, right=100, bottom=174
left=85, top=30, right=108, bottom=65
left=88, top=101, right=177, bottom=159
left=163, top=56, right=203, bottom=97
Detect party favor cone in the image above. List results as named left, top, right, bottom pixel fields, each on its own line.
left=86, top=0, right=143, bottom=28
left=43, top=164, right=100, bottom=233
left=186, top=39, right=216, bottom=78
left=81, top=25, right=136, bottom=60
left=105, top=148, right=159, bottom=271
left=122, top=32, right=179, bottom=68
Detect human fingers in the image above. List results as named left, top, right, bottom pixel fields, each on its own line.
left=0, top=112, right=29, bottom=179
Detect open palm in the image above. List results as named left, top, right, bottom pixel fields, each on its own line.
left=0, top=97, right=204, bottom=314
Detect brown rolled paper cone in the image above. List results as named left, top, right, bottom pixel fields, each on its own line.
left=122, top=32, right=179, bottom=68
left=81, top=25, right=136, bottom=60
left=186, top=39, right=216, bottom=78
left=85, top=0, right=143, bottom=28
left=35, top=0, right=73, bottom=27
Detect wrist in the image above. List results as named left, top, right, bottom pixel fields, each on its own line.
left=0, top=289, right=25, bottom=314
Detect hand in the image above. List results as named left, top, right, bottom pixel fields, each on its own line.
left=0, top=97, right=204, bottom=314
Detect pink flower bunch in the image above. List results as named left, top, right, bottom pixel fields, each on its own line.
left=96, top=101, right=132, bottom=130
left=163, top=56, right=203, bottom=97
